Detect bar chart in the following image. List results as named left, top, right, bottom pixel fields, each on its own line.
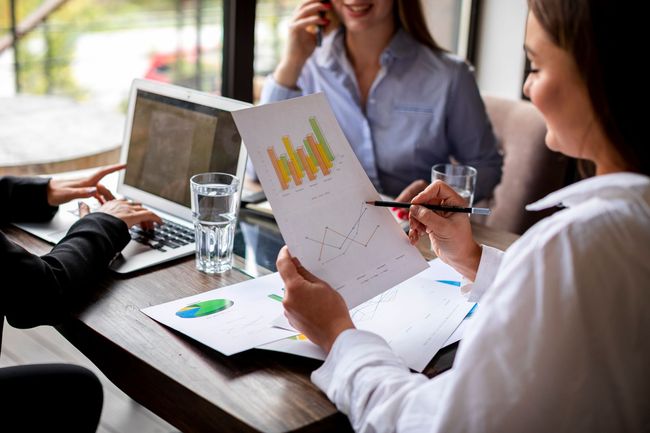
left=266, top=116, right=335, bottom=190
left=232, top=93, right=429, bottom=309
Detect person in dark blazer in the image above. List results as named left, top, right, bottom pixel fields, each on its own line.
left=0, top=164, right=161, bottom=433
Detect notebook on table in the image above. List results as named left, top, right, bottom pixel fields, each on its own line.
left=15, top=78, right=250, bottom=273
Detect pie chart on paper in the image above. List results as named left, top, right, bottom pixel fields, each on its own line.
left=176, top=299, right=234, bottom=318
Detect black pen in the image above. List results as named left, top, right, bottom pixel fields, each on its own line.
left=365, top=200, right=491, bottom=216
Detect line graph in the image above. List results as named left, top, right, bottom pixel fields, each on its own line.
left=304, top=203, right=380, bottom=265
left=351, top=287, right=399, bottom=322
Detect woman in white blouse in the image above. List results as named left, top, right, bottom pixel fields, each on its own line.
left=276, top=0, right=650, bottom=432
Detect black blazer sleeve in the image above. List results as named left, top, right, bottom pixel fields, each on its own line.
left=1, top=212, right=131, bottom=329
left=0, top=176, right=58, bottom=222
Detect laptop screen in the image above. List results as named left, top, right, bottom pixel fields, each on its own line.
left=123, top=89, right=242, bottom=208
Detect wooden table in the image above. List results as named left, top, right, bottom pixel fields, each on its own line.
left=2, top=221, right=518, bottom=433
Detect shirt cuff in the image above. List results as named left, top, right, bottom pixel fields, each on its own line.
left=460, top=244, right=503, bottom=302
left=311, top=329, right=405, bottom=400
left=260, top=75, right=303, bottom=103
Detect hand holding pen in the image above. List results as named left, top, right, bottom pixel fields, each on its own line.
left=386, top=180, right=483, bottom=281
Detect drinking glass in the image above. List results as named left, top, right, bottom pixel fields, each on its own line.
left=190, top=173, right=240, bottom=274
left=431, top=163, right=477, bottom=206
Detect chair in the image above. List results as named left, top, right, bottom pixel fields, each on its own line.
left=478, top=95, right=569, bottom=234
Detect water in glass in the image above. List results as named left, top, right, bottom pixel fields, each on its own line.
left=192, top=184, right=238, bottom=273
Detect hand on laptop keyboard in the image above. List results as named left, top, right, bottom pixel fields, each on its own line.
left=129, top=219, right=195, bottom=252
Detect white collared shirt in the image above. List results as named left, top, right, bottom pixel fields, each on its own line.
left=312, top=172, right=650, bottom=433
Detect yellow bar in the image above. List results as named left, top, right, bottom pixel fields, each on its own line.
left=282, top=135, right=304, bottom=179
left=279, top=156, right=291, bottom=184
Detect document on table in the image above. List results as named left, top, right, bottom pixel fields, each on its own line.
left=259, top=259, right=476, bottom=372
left=232, top=93, right=427, bottom=308
left=141, top=273, right=297, bottom=356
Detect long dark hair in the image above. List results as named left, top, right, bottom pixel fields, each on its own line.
left=528, top=0, right=649, bottom=175
left=395, top=0, right=444, bottom=53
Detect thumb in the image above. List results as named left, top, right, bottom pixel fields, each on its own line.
left=78, top=201, right=91, bottom=218
left=409, top=204, right=450, bottom=233
left=292, top=256, right=322, bottom=284
left=277, top=246, right=302, bottom=284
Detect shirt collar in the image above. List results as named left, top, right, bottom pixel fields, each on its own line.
left=315, top=27, right=417, bottom=70
left=526, top=172, right=650, bottom=211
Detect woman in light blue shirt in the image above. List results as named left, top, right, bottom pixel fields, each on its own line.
left=261, top=0, right=502, bottom=200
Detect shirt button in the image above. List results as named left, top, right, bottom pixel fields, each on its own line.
left=369, top=99, right=375, bottom=104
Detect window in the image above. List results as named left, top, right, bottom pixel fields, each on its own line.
left=253, top=0, right=293, bottom=102
left=0, top=0, right=224, bottom=105
left=423, top=0, right=478, bottom=61
left=0, top=0, right=226, bottom=171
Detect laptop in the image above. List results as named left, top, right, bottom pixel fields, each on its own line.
left=15, top=78, right=250, bottom=273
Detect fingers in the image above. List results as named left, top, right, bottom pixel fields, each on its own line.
left=55, top=186, right=98, bottom=204
left=78, top=202, right=90, bottom=218
left=296, top=0, right=331, bottom=20
left=276, top=246, right=302, bottom=286
left=95, top=199, right=162, bottom=228
left=95, top=183, right=115, bottom=203
left=412, top=180, right=467, bottom=207
left=85, top=163, right=127, bottom=186
left=395, top=179, right=428, bottom=203
left=130, top=209, right=163, bottom=226
left=292, top=15, right=329, bottom=35
left=408, top=219, right=427, bottom=245
left=408, top=228, right=417, bottom=245
left=292, top=0, right=331, bottom=32
left=409, top=204, right=451, bottom=234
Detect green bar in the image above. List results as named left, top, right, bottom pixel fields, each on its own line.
left=280, top=156, right=292, bottom=181
left=303, top=138, right=319, bottom=168
left=309, top=116, right=335, bottom=162
left=268, top=294, right=283, bottom=302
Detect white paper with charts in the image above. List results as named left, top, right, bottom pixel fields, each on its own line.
left=258, top=259, right=477, bottom=372
left=232, top=93, right=427, bottom=308
left=141, top=273, right=296, bottom=356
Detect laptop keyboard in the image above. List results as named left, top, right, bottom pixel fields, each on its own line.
left=129, top=219, right=195, bottom=252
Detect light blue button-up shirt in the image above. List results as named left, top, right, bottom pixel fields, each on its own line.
left=260, top=28, right=502, bottom=199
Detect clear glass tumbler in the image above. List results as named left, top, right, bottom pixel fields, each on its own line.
left=431, top=163, right=477, bottom=206
left=190, top=173, right=240, bottom=274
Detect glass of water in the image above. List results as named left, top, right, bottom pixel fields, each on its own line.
left=431, top=163, right=477, bottom=206
left=190, top=173, right=240, bottom=274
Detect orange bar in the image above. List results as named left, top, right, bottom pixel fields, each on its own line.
left=285, top=154, right=302, bottom=185
left=309, top=133, right=332, bottom=169
left=307, top=134, right=330, bottom=175
left=297, top=148, right=316, bottom=181
left=267, top=147, right=288, bottom=190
